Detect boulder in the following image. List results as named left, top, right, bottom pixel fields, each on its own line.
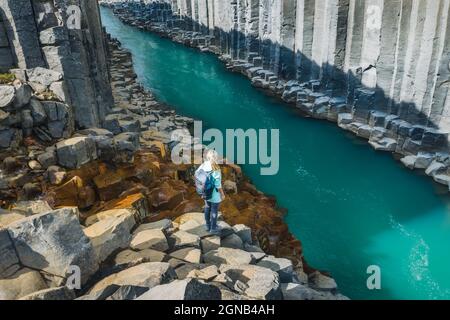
left=168, top=230, right=200, bottom=250
left=170, top=248, right=202, bottom=264
left=114, top=249, right=166, bottom=266
left=221, top=233, right=244, bottom=249
left=200, top=236, right=221, bottom=254
left=84, top=211, right=136, bottom=263
left=203, top=247, right=252, bottom=266
left=26, top=67, right=62, bottom=87
left=133, top=219, right=172, bottom=233
left=136, top=278, right=221, bottom=300
left=37, top=150, right=57, bottom=169
left=186, top=265, right=219, bottom=281
left=88, top=262, right=176, bottom=294
left=232, top=224, right=252, bottom=244
left=256, top=255, right=294, bottom=283
left=12, top=200, right=52, bottom=215
left=308, top=271, right=338, bottom=292
left=0, top=209, right=28, bottom=229
left=19, top=286, right=75, bottom=300
left=7, top=208, right=98, bottom=285
left=415, top=152, right=434, bottom=169
left=76, top=284, right=120, bottom=300
left=401, top=155, right=416, bottom=169
left=426, top=161, right=447, bottom=176
left=130, top=229, right=169, bottom=252
left=13, top=84, right=32, bottom=109
left=85, top=209, right=135, bottom=227
left=107, top=285, right=149, bottom=300
left=0, top=85, right=15, bottom=108
left=220, top=264, right=282, bottom=300
left=56, top=137, right=97, bottom=169
left=0, top=229, right=20, bottom=278
left=0, top=268, right=48, bottom=300
left=281, top=283, right=327, bottom=300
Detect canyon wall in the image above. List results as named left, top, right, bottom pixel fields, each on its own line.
left=104, top=0, right=450, bottom=159
left=0, top=0, right=113, bottom=130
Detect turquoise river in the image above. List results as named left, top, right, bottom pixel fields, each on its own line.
left=101, top=7, right=450, bottom=300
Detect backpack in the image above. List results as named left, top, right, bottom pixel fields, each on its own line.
left=194, top=167, right=216, bottom=200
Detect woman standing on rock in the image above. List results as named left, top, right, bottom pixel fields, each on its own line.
left=195, top=149, right=225, bottom=235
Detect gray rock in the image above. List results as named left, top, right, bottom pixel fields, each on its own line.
left=0, top=85, right=15, bottom=108
left=13, top=84, right=32, bottom=109
left=26, top=67, right=62, bottom=87
left=49, top=81, right=70, bottom=103
left=186, top=265, right=219, bottom=281
left=76, top=284, right=120, bottom=300
left=130, top=229, right=169, bottom=252
left=7, top=208, right=98, bottom=285
left=19, top=286, right=75, bottom=300
left=29, top=98, right=47, bottom=124
left=133, top=219, right=172, bottom=234
left=77, top=128, right=114, bottom=138
left=281, top=283, right=321, bottom=300
left=0, top=229, right=20, bottom=278
left=37, top=150, right=57, bottom=169
left=39, top=27, right=69, bottom=45
left=107, top=285, right=149, bottom=300
left=136, top=278, right=221, bottom=300
left=203, top=247, right=252, bottom=266
left=170, top=248, right=202, bottom=264
left=0, top=268, right=48, bottom=300
left=42, top=101, right=68, bottom=122
left=88, top=262, right=176, bottom=294
left=114, top=249, right=167, bottom=266
left=401, top=155, right=417, bottom=169
left=220, top=264, right=282, bottom=300
left=232, top=224, right=252, bottom=244
left=221, top=233, right=244, bottom=249
left=11, top=200, right=52, bottom=215
left=84, top=212, right=136, bottom=263
left=200, top=236, right=221, bottom=254
left=168, top=230, right=201, bottom=250
left=256, top=255, right=294, bottom=283
left=56, top=136, right=97, bottom=169
left=308, top=271, right=338, bottom=292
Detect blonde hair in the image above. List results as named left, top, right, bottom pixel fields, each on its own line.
left=204, top=149, right=220, bottom=171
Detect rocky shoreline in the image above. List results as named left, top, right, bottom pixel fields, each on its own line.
left=0, top=27, right=347, bottom=299
left=100, top=1, right=450, bottom=194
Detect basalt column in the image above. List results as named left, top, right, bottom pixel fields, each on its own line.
left=294, top=0, right=316, bottom=83
left=0, top=0, right=46, bottom=69
left=0, top=11, right=14, bottom=72
left=279, top=0, right=296, bottom=79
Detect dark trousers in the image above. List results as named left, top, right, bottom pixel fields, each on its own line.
left=204, top=201, right=219, bottom=231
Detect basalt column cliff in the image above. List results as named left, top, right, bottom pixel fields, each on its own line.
left=0, top=0, right=113, bottom=133
left=102, top=0, right=450, bottom=188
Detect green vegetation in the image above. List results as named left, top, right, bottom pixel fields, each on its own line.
left=0, top=73, right=15, bottom=84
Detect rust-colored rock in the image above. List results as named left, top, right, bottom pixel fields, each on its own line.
left=93, top=193, right=150, bottom=223
left=147, top=182, right=184, bottom=211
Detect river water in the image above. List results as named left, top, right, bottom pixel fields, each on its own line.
left=101, top=7, right=450, bottom=300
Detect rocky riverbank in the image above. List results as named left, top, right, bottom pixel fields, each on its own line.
left=0, top=28, right=347, bottom=300
left=99, top=0, right=450, bottom=194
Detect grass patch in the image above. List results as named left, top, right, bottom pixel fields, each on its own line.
left=0, top=73, right=15, bottom=84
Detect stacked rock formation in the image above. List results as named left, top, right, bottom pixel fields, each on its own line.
left=100, top=0, right=450, bottom=191
left=0, top=0, right=113, bottom=129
